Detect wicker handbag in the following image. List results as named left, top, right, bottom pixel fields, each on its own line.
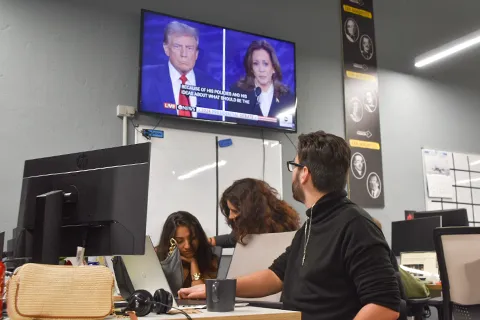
left=7, top=263, right=114, bottom=320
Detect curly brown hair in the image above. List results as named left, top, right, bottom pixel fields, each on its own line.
left=220, top=178, right=300, bottom=244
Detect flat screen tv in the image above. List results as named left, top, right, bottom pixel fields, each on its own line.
left=138, top=10, right=297, bottom=131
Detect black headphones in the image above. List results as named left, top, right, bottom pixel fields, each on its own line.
left=124, top=289, right=191, bottom=319
left=125, top=289, right=172, bottom=316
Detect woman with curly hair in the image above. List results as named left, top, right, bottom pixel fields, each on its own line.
left=209, top=178, right=300, bottom=248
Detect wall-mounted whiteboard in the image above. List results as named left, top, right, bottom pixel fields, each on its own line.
left=135, top=126, right=283, bottom=247
left=422, top=148, right=480, bottom=226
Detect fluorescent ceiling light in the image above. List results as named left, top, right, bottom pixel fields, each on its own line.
left=415, top=29, right=480, bottom=68
left=178, top=160, right=227, bottom=181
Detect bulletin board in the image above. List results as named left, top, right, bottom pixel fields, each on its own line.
left=422, top=148, right=480, bottom=226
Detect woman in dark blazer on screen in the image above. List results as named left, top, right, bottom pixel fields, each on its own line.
left=227, top=40, right=296, bottom=128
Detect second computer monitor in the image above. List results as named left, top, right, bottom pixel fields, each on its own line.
left=391, top=216, right=442, bottom=256
left=414, top=208, right=469, bottom=227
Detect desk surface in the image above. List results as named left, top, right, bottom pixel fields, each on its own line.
left=426, top=283, right=442, bottom=291
left=145, top=306, right=301, bottom=320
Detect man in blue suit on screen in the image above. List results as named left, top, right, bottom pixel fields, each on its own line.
left=141, top=21, right=221, bottom=120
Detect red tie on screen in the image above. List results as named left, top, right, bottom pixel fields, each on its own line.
left=178, top=74, right=191, bottom=117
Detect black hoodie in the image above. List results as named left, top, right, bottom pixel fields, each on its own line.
left=269, top=191, right=400, bottom=320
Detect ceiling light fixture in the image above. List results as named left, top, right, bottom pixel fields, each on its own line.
left=415, top=29, right=480, bottom=68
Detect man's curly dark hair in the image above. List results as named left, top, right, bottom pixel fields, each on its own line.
left=220, top=178, right=300, bottom=244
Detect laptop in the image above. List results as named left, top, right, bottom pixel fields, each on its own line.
left=121, top=236, right=207, bottom=309
left=227, top=231, right=296, bottom=308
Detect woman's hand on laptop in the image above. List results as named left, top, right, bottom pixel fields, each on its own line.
left=178, top=284, right=206, bottom=299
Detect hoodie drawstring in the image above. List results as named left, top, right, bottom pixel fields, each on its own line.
left=302, top=203, right=316, bottom=266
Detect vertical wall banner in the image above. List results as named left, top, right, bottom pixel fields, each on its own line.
left=341, top=0, right=384, bottom=208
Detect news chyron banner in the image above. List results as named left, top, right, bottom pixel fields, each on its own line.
left=341, top=0, right=384, bottom=208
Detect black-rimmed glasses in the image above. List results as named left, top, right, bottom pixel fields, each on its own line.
left=287, top=161, right=304, bottom=172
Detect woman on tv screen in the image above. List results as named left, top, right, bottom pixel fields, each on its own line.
left=226, top=40, right=296, bottom=127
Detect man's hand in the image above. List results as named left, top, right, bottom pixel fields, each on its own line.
left=178, top=269, right=282, bottom=300
left=178, top=284, right=206, bottom=299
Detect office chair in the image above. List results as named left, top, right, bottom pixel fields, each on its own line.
left=427, top=296, right=444, bottom=320
left=396, top=271, right=429, bottom=320
left=434, top=227, right=480, bottom=320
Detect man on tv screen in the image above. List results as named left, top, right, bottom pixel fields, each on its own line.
left=141, top=21, right=221, bottom=120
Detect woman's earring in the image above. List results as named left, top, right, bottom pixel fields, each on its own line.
left=168, top=238, right=177, bottom=256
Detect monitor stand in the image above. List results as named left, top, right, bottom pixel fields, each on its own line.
left=32, top=190, right=65, bottom=264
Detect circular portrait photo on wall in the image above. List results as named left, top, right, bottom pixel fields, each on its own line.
left=351, top=152, right=367, bottom=180
left=366, top=172, right=382, bottom=199
left=349, top=97, right=363, bottom=123
left=344, top=18, right=360, bottom=43
left=359, top=34, right=374, bottom=60
left=363, top=91, right=377, bottom=113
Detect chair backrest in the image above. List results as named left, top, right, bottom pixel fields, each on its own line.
left=434, top=227, right=480, bottom=319
left=227, top=231, right=296, bottom=302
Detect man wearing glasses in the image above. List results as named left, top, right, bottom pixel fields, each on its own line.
left=180, top=131, right=400, bottom=320
left=141, top=21, right=221, bottom=119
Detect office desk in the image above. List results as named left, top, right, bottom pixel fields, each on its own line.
left=426, top=283, right=441, bottom=292
left=145, top=306, right=300, bottom=319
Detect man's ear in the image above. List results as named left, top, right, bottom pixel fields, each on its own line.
left=300, top=166, right=309, bottom=184
left=163, top=43, right=170, bottom=57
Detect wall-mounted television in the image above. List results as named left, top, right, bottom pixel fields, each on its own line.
left=138, top=10, right=297, bottom=131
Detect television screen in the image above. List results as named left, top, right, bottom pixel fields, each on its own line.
left=138, top=10, right=297, bottom=131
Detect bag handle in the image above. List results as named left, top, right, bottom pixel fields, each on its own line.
left=168, top=238, right=177, bottom=257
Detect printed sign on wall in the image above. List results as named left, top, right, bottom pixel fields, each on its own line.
left=341, top=0, right=384, bottom=208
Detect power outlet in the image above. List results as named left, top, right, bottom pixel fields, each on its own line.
left=117, top=105, right=136, bottom=117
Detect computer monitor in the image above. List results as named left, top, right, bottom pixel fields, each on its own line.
left=391, top=216, right=442, bottom=256
left=413, top=208, right=469, bottom=227
left=0, top=231, right=4, bottom=255
left=14, top=143, right=151, bottom=264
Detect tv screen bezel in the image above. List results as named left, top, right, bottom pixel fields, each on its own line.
left=137, top=9, right=298, bottom=133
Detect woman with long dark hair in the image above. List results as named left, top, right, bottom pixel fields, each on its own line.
left=226, top=40, right=296, bottom=127
left=209, top=178, right=300, bottom=248
left=157, top=211, right=218, bottom=288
